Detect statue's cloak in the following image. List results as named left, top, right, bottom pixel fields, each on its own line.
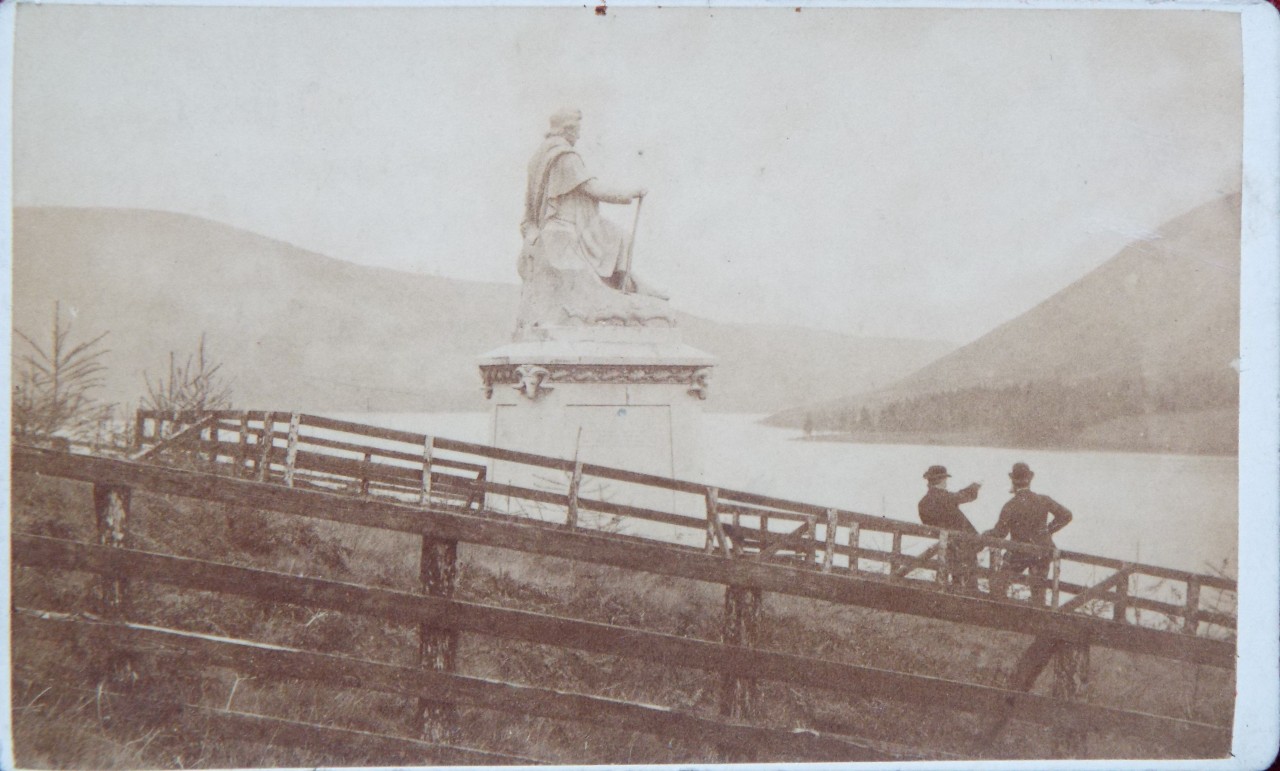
left=515, top=135, right=673, bottom=335
left=524, top=136, right=582, bottom=230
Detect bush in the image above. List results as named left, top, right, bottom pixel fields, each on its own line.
left=12, top=302, right=114, bottom=448
left=142, top=334, right=233, bottom=420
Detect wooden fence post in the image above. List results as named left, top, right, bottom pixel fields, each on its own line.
left=731, top=505, right=743, bottom=558
left=418, top=535, right=459, bottom=742
left=704, top=487, right=728, bottom=557
left=1183, top=578, right=1201, bottom=635
left=822, top=509, right=836, bottom=573
left=1050, top=550, right=1062, bottom=609
left=133, top=411, right=146, bottom=451
left=92, top=484, right=137, bottom=688
left=256, top=411, right=276, bottom=482
left=1113, top=571, right=1130, bottom=624
left=469, top=467, right=487, bottom=512
left=283, top=413, right=300, bottom=487
left=936, top=530, right=949, bottom=585
left=237, top=412, right=250, bottom=478
left=990, top=547, right=1006, bottom=600
left=719, top=585, right=762, bottom=722
left=205, top=418, right=220, bottom=467
left=420, top=436, right=435, bottom=507
left=567, top=457, right=583, bottom=529
left=92, top=484, right=130, bottom=617
left=1051, top=640, right=1091, bottom=757
left=704, top=487, right=716, bottom=553
left=890, top=531, right=903, bottom=577
left=804, top=514, right=817, bottom=566
left=847, top=522, right=860, bottom=573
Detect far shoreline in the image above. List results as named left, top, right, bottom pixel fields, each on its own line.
left=789, top=430, right=1238, bottom=459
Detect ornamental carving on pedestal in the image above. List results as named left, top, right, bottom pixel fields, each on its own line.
left=687, top=367, right=712, bottom=400
left=512, top=364, right=555, bottom=400
left=480, top=364, right=712, bottom=400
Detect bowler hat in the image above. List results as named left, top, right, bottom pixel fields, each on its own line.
left=923, top=465, right=951, bottom=481
left=1009, top=462, right=1034, bottom=481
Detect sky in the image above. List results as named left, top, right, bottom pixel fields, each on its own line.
left=13, top=4, right=1243, bottom=343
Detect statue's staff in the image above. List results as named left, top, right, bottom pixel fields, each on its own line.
left=621, top=193, right=645, bottom=294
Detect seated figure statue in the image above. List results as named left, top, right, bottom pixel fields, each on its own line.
left=516, top=108, right=675, bottom=337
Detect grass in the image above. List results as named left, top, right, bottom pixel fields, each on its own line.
left=10, top=472, right=1236, bottom=767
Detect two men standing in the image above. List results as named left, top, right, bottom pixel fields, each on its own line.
left=917, top=462, right=1073, bottom=602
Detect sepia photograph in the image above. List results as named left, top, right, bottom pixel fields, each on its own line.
left=4, top=1, right=1278, bottom=768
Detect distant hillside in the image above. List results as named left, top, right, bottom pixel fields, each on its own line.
left=12, top=207, right=951, bottom=415
left=768, top=194, right=1241, bottom=455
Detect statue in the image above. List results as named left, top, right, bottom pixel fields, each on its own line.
left=515, top=108, right=676, bottom=337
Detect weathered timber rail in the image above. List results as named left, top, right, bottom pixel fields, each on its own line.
left=14, top=610, right=901, bottom=763
left=7, top=409, right=1238, bottom=762
left=11, top=534, right=1228, bottom=748
left=17, top=444, right=1235, bottom=667
left=132, top=410, right=1238, bottom=643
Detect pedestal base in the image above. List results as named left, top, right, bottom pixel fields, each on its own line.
left=478, top=327, right=714, bottom=541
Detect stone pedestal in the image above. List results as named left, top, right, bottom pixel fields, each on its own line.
left=478, top=326, right=714, bottom=541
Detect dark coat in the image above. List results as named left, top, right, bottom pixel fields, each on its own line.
left=990, top=489, right=1073, bottom=547
left=917, top=486, right=979, bottom=534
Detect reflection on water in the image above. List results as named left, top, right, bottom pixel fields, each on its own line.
left=335, top=412, right=1238, bottom=578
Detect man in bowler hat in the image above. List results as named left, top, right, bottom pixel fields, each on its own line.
left=985, top=462, right=1073, bottom=604
left=917, top=466, right=982, bottom=587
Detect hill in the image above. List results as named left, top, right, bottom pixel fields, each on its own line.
left=12, top=207, right=951, bottom=415
left=768, top=194, right=1241, bottom=454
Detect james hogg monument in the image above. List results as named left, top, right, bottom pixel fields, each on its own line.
left=478, top=109, right=715, bottom=518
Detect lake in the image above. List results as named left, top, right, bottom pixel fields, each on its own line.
left=333, top=412, right=1238, bottom=579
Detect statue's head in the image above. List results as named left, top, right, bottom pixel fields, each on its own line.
left=548, top=107, right=582, bottom=145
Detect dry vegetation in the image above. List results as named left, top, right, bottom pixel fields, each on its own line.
left=10, top=472, right=1234, bottom=767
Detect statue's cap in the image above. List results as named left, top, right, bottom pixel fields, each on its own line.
left=549, top=108, right=582, bottom=130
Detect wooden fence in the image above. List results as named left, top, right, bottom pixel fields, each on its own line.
left=5, top=409, right=1239, bottom=763
left=135, top=409, right=1237, bottom=640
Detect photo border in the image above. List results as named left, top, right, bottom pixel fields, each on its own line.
left=0, top=1, right=1275, bottom=769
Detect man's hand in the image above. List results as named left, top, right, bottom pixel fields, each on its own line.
left=631, top=187, right=647, bottom=200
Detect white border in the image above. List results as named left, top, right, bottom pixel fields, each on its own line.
left=2, top=0, right=1271, bottom=9
left=1, top=1, right=1276, bottom=770
left=2, top=0, right=16, bottom=769
left=1231, top=3, right=1280, bottom=769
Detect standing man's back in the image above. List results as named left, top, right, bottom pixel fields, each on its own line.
left=985, top=462, right=1073, bottom=603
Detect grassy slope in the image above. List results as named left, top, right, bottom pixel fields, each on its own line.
left=10, top=474, right=1234, bottom=766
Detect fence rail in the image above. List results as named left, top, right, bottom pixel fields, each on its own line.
left=11, top=535, right=1232, bottom=754
left=133, top=410, right=1238, bottom=639
left=14, top=609, right=907, bottom=762
left=12, top=407, right=1239, bottom=762
left=11, top=675, right=541, bottom=766
left=15, top=443, right=1235, bottom=669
